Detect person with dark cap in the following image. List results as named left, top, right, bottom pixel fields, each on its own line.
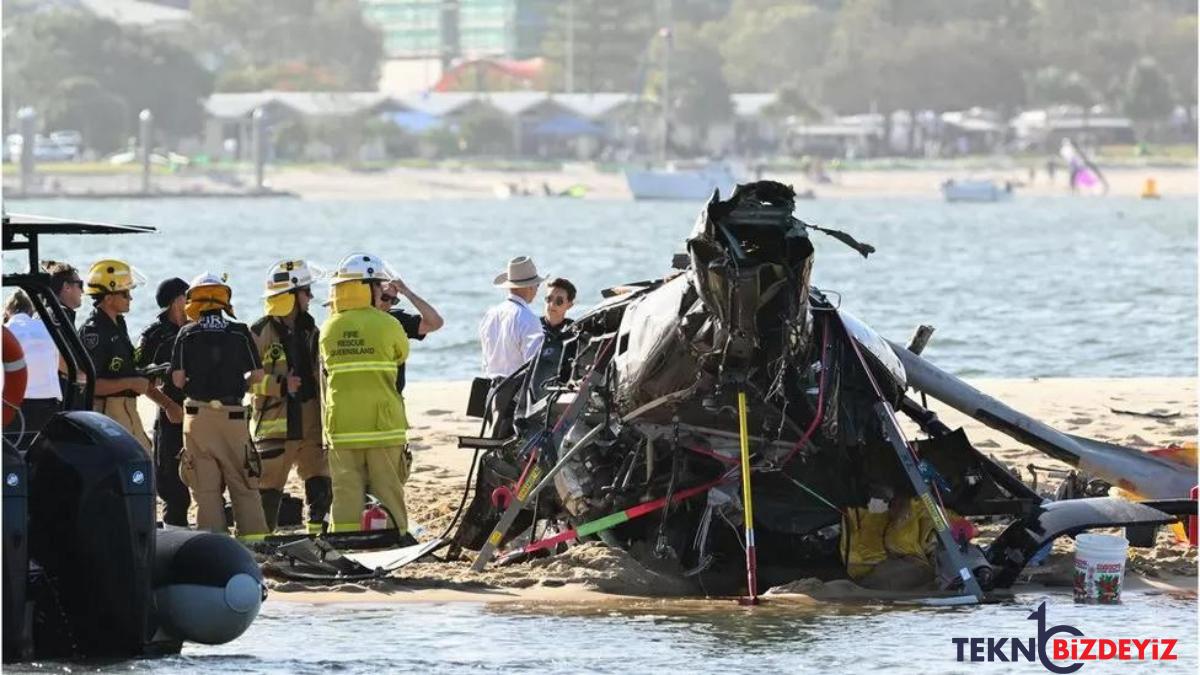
left=135, top=277, right=190, bottom=526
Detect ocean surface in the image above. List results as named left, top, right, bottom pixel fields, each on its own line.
left=5, top=195, right=1196, bottom=380
left=7, top=591, right=1197, bottom=674
left=3, top=195, right=1197, bottom=673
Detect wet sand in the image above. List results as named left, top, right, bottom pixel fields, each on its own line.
left=140, top=376, right=1197, bottom=604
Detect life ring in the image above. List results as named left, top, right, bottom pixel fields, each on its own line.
left=3, top=326, right=28, bottom=426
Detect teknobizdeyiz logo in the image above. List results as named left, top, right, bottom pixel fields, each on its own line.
left=950, top=602, right=1178, bottom=672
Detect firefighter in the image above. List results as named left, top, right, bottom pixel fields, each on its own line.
left=250, top=259, right=331, bottom=533
left=319, top=253, right=413, bottom=541
left=171, top=273, right=268, bottom=539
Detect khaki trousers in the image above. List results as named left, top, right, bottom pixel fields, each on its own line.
left=94, top=396, right=151, bottom=453
left=258, top=400, right=329, bottom=488
left=180, top=401, right=268, bottom=538
left=329, top=445, right=409, bottom=533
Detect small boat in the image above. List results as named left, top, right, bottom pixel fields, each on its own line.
left=941, top=179, right=1014, bottom=203
left=493, top=182, right=588, bottom=200
left=624, top=162, right=746, bottom=201
left=2, top=214, right=264, bottom=663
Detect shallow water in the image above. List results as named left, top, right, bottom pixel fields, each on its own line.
left=7, top=195, right=1196, bottom=380
left=7, top=590, right=1196, bottom=674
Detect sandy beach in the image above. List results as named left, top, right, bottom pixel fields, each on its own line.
left=264, top=165, right=1198, bottom=201
left=142, top=376, right=1197, bottom=604
left=8, top=163, right=1195, bottom=201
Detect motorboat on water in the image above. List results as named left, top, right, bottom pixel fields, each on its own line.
left=624, top=161, right=747, bottom=201
left=941, top=178, right=1014, bottom=203
left=2, top=214, right=265, bottom=663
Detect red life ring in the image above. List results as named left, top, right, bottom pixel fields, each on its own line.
left=3, top=326, right=28, bottom=426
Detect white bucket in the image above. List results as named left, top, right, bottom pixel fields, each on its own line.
left=1073, top=533, right=1129, bottom=604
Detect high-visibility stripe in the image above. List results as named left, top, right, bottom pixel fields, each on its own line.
left=330, top=521, right=361, bottom=533
left=326, top=361, right=397, bottom=375
left=306, top=522, right=325, bottom=535
left=254, top=418, right=288, bottom=435
left=329, top=428, right=407, bottom=443
left=237, top=533, right=268, bottom=542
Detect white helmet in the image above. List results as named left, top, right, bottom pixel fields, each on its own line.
left=329, top=252, right=394, bottom=286
left=188, top=272, right=229, bottom=293
left=263, top=259, right=321, bottom=297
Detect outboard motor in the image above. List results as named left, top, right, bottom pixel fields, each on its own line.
left=154, top=528, right=264, bottom=645
left=25, top=411, right=156, bottom=658
left=2, top=442, right=29, bottom=662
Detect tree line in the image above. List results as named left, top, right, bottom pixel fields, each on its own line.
left=3, top=0, right=1194, bottom=154
left=2, top=0, right=383, bottom=154
left=542, top=0, right=1197, bottom=139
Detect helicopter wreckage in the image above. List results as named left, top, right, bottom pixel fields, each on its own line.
left=448, top=181, right=1195, bottom=600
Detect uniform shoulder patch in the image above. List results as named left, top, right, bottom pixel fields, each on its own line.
left=82, top=331, right=99, bottom=350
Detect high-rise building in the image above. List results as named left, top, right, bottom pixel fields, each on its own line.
left=360, top=0, right=550, bottom=62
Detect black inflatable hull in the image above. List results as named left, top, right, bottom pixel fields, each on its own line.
left=3, top=412, right=264, bottom=662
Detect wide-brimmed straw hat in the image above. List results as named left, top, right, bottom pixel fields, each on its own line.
left=492, top=256, right=546, bottom=289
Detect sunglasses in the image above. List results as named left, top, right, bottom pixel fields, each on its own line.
left=545, top=296, right=567, bottom=307
left=66, top=279, right=84, bottom=289
left=114, top=291, right=132, bottom=300
left=380, top=293, right=398, bottom=306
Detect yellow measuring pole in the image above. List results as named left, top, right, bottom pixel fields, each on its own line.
left=737, top=390, right=760, bottom=604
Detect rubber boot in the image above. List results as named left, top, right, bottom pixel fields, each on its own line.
left=304, top=476, right=332, bottom=534
left=260, top=488, right=284, bottom=533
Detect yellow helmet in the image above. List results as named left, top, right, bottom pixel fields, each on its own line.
left=85, top=259, right=145, bottom=296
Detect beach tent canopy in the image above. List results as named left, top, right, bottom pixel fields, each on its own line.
left=387, top=110, right=444, bottom=134
left=529, top=114, right=604, bottom=138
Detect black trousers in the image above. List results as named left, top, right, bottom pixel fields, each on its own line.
left=154, top=411, right=192, bottom=526
left=4, top=397, right=60, bottom=452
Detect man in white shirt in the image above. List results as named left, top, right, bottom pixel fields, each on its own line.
left=478, top=256, right=546, bottom=380
left=3, top=290, right=62, bottom=451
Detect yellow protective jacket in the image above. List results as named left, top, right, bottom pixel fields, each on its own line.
left=248, top=313, right=319, bottom=444
left=841, top=497, right=939, bottom=579
left=319, top=305, right=409, bottom=451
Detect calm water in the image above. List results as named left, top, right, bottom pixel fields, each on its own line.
left=6, top=195, right=1197, bottom=381
left=7, top=591, right=1197, bottom=674
left=4, top=195, right=1197, bottom=671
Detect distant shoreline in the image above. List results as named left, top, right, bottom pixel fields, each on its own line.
left=6, top=163, right=1194, bottom=202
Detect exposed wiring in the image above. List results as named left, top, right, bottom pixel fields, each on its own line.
left=780, top=313, right=830, bottom=467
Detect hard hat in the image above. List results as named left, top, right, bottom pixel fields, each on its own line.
left=187, top=272, right=231, bottom=295
left=263, top=259, right=323, bottom=298
left=329, top=253, right=394, bottom=286
left=85, top=259, right=146, bottom=296
left=185, top=272, right=235, bottom=320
